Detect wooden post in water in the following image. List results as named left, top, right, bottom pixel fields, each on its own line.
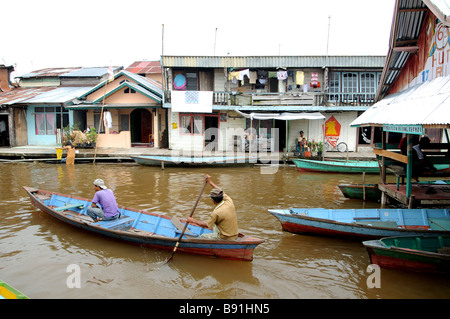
left=362, top=172, right=366, bottom=201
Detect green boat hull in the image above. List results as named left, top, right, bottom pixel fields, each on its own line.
left=293, top=158, right=380, bottom=174
left=363, top=236, right=450, bottom=274
left=338, top=184, right=381, bottom=201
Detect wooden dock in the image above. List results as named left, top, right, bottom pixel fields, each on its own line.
left=379, top=183, right=450, bottom=207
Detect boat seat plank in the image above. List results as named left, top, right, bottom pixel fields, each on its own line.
left=171, top=217, right=198, bottom=237
left=97, top=216, right=135, bottom=231
left=64, top=211, right=95, bottom=223
left=53, top=203, right=85, bottom=212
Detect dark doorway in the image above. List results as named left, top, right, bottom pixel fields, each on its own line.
left=204, top=116, right=219, bottom=150
left=0, top=115, right=9, bottom=146
left=130, top=109, right=152, bottom=145
left=274, top=120, right=286, bottom=151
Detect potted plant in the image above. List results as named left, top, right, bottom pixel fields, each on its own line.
left=85, top=128, right=98, bottom=148
left=317, top=141, right=324, bottom=157
left=62, top=125, right=76, bottom=146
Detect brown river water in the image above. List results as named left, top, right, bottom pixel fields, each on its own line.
left=1, top=161, right=450, bottom=299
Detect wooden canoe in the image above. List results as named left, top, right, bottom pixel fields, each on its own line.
left=363, top=235, right=450, bottom=273
left=292, top=158, right=380, bottom=174
left=268, top=208, right=450, bottom=239
left=0, top=281, right=29, bottom=299
left=338, top=184, right=381, bottom=201
left=131, top=155, right=252, bottom=167
left=23, top=186, right=264, bottom=261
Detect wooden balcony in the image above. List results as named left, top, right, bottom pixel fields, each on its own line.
left=164, top=91, right=375, bottom=108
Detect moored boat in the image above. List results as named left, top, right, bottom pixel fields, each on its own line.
left=268, top=208, right=450, bottom=239
left=338, top=183, right=381, bottom=201
left=363, top=235, right=450, bottom=273
left=23, top=186, right=264, bottom=261
left=0, top=281, right=29, bottom=299
left=292, top=158, right=380, bottom=174
left=131, top=155, right=252, bottom=167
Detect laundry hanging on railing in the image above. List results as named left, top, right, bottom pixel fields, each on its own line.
left=310, top=72, right=319, bottom=88
left=296, top=71, right=304, bottom=86
left=277, top=70, right=288, bottom=80
left=171, top=91, right=213, bottom=113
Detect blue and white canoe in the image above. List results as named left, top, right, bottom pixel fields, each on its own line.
left=268, top=208, right=450, bottom=239
left=131, top=155, right=252, bottom=167
left=23, top=186, right=264, bottom=261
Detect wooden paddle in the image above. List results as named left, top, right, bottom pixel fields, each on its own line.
left=167, top=180, right=208, bottom=263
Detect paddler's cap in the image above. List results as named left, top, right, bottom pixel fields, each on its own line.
left=93, top=179, right=107, bottom=189
left=209, top=187, right=223, bottom=197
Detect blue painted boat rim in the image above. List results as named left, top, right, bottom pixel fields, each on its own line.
left=268, top=208, right=450, bottom=232
left=292, top=158, right=378, bottom=167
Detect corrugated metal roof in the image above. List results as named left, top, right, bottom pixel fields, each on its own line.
left=17, top=67, right=123, bottom=79
left=376, top=0, right=430, bottom=100
left=25, top=87, right=92, bottom=104
left=125, top=61, right=161, bottom=74
left=0, top=86, right=92, bottom=105
left=162, top=56, right=386, bottom=69
left=18, top=68, right=82, bottom=79
left=61, top=67, right=122, bottom=78
left=0, top=87, right=54, bottom=105
left=351, top=75, right=450, bottom=127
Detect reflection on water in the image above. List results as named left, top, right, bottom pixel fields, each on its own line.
left=1, top=162, right=450, bottom=299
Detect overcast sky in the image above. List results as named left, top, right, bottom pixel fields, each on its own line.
left=2, top=0, right=395, bottom=77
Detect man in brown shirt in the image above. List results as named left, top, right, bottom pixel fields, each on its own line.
left=188, top=175, right=239, bottom=240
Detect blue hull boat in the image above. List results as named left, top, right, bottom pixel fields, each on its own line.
left=23, top=186, right=264, bottom=261
left=268, top=208, right=450, bottom=239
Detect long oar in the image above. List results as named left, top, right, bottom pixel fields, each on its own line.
left=167, top=180, right=208, bottom=263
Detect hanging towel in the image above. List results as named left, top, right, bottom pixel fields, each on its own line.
left=103, top=111, right=112, bottom=128
left=296, top=71, right=304, bottom=85
left=239, top=69, right=250, bottom=81
left=277, top=70, right=288, bottom=80
left=310, top=72, right=318, bottom=88
left=228, top=71, right=240, bottom=81
left=249, top=71, right=257, bottom=84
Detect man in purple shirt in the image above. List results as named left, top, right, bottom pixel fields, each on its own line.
left=86, top=179, right=120, bottom=222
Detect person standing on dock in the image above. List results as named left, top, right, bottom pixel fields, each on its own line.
left=58, top=141, right=76, bottom=165
left=188, top=175, right=239, bottom=240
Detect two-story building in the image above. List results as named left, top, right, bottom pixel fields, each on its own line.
left=161, top=55, right=385, bottom=154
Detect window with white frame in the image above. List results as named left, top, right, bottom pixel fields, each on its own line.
left=328, top=72, right=340, bottom=102
left=360, top=73, right=376, bottom=101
